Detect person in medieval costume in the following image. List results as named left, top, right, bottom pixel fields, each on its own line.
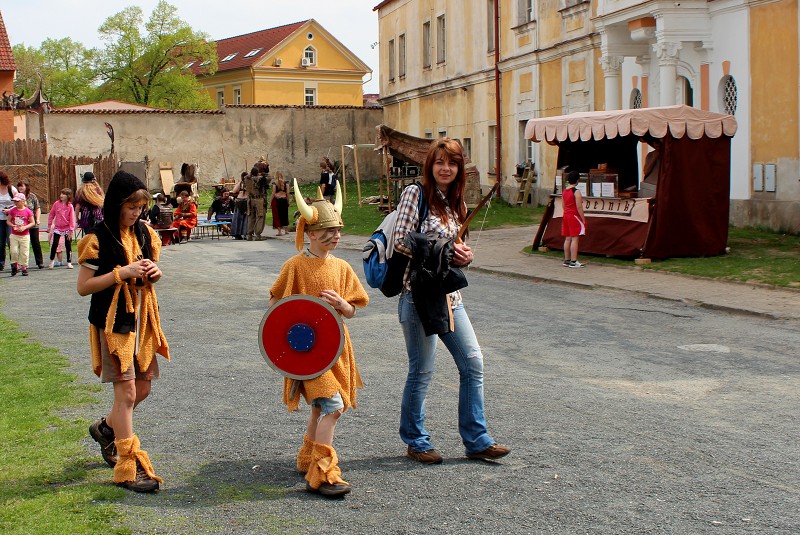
left=243, top=163, right=269, bottom=240
left=231, top=171, right=249, bottom=239
left=174, top=163, right=199, bottom=203
left=74, top=171, right=105, bottom=233
left=77, top=171, right=170, bottom=493
left=267, top=179, right=369, bottom=498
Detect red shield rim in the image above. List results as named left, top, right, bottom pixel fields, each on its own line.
left=258, top=295, right=344, bottom=380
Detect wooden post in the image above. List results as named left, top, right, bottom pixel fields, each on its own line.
left=341, top=144, right=347, bottom=202
left=377, top=149, right=384, bottom=210
left=353, top=144, right=363, bottom=208
left=385, top=149, right=393, bottom=212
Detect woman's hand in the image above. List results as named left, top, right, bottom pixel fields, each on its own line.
left=141, top=258, right=162, bottom=283
left=124, top=259, right=162, bottom=282
left=452, top=242, right=474, bottom=267
left=319, top=289, right=355, bottom=318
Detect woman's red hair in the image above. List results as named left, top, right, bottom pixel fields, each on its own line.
left=421, top=138, right=467, bottom=226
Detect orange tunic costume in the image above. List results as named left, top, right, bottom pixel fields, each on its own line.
left=269, top=253, right=369, bottom=412
left=78, top=225, right=170, bottom=376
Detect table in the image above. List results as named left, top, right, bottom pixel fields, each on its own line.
left=192, top=219, right=230, bottom=240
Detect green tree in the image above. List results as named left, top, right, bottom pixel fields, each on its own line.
left=11, top=39, right=97, bottom=107
left=9, top=44, right=44, bottom=99
left=94, top=1, right=217, bottom=109
left=40, top=38, right=98, bottom=106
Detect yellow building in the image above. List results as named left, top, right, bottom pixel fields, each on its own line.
left=374, top=0, right=799, bottom=232
left=373, top=0, right=599, bottom=206
left=195, top=20, right=372, bottom=108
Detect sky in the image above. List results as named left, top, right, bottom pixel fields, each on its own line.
left=1, top=0, right=381, bottom=94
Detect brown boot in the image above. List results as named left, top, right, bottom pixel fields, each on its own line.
left=113, top=435, right=162, bottom=493
left=89, top=418, right=117, bottom=467
left=305, top=442, right=351, bottom=498
left=296, top=434, right=314, bottom=473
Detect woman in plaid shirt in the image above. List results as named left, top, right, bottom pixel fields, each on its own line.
left=392, top=138, right=511, bottom=465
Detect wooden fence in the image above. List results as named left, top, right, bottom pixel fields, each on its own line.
left=0, top=139, right=116, bottom=211
left=48, top=155, right=118, bottom=208
left=0, top=139, right=47, bottom=165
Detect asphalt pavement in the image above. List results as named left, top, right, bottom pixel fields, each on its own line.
left=332, top=226, right=800, bottom=322
left=3, top=226, right=799, bottom=534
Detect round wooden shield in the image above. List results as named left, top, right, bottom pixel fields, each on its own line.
left=259, top=295, right=344, bottom=380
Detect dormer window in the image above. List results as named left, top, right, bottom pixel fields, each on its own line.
left=244, top=48, right=263, bottom=58
left=221, top=53, right=238, bottom=62
left=184, top=61, right=195, bottom=69
left=304, top=46, right=316, bottom=66
left=199, top=60, right=211, bottom=67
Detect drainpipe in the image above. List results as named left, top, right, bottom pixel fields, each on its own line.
left=494, top=0, right=502, bottom=187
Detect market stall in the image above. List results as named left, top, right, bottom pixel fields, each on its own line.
left=375, top=125, right=483, bottom=210
left=526, top=105, right=737, bottom=259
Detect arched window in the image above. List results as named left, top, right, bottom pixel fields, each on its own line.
left=304, top=46, right=316, bottom=66
left=719, top=75, right=738, bottom=115
left=630, top=88, right=643, bottom=109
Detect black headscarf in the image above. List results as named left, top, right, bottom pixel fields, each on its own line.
left=95, top=171, right=151, bottom=264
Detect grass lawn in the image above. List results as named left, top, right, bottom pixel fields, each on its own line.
left=0, top=315, right=127, bottom=534
left=46, top=180, right=796, bottom=288
left=292, top=178, right=545, bottom=236
left=525, top=226, right=800, bottom=289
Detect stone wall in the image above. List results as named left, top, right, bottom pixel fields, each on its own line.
left=730, top=199, right=800, bottom=233
left=26, top=105, right=383, bottom=190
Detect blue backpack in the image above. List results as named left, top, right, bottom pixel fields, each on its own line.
left=362, top=183, right=426, bottom=297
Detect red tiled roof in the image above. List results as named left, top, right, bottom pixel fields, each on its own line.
left=57, top=100, right=162, bottom=111
left=50, top=104, right=380, bottom=115
left=192, top=20, right=309, bottom=76
left=52, top=108, right=223, bottom=115
left=0, top=11, right=17, bottom=71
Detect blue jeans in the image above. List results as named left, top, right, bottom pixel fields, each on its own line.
left=398, top=291, right=494, bottom=454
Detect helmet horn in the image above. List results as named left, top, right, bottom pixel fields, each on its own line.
left=334, top=181, right=342, bottom=214
left=294, top=179, right=314, bottom=222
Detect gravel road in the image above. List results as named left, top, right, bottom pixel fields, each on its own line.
left=4, top=236, right=800, bottom=534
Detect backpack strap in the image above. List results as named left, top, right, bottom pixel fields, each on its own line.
left=414, top=182, right=427, bottom=231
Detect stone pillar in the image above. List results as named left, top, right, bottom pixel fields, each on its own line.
left=600, top=55, right=624, bottom=111
left=653, top=41, right=682, bottom=106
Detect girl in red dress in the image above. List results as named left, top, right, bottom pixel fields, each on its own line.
left=561, top=170, right=586, bottom=268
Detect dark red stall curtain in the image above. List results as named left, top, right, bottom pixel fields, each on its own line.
left=644, top=136, right=731, bottom=258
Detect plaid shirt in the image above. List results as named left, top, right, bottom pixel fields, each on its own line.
left=392, top=184, right=463, bottom=307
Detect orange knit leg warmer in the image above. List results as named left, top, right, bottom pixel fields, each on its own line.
left=112, top=435, right=163, bottom=484
left=304, top=442, right=347, bottom=490
left=296, top=434, right=314, bottom=473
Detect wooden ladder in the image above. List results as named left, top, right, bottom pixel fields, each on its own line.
left=516, top=162, right=535, bottom=206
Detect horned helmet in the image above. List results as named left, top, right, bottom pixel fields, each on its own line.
left=293, top=178, right=343, bottom=251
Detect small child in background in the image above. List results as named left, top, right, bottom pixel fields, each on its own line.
left=561, top=170, right=587, bottom=268
left=268, top=180, right=368, bottom=498
left=48, top=188, right=76, bottom=269
left=7, top=193, right=35, bottom=276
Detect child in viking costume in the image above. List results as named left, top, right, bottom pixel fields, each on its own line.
left=77, top=171, right=170, bottom=493
left=268, top=180, right=369, bottom=498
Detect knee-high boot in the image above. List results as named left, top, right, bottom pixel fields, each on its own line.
left=113, top=435, right=162, bottom=493
left=296, top=434, right=314, bottom=473
left=305, top=442, right=351, bottom=497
